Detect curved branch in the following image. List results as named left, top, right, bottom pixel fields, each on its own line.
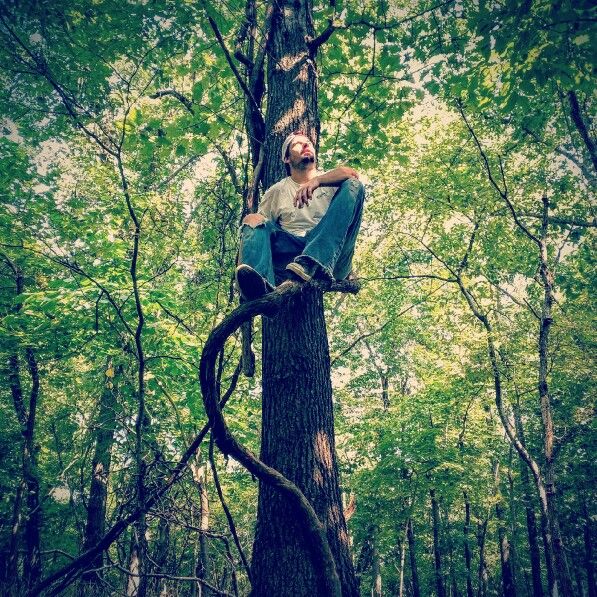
left=199, top=280, right=359, bottom=597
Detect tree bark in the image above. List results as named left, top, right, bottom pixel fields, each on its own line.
left=249, top=2, right=357, bottom=596
left=430, top=489, right=446, bottom=597
left=80, top=362, right=119, bottom=593
left=126, top=531, right=140, bottom=597
left=251, top=288, right=357, bottom=596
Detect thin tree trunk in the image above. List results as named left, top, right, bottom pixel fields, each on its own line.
left=126, top=530, right=140, bottom=596
left=442, top=501, right=460, bottom=597
left=80, top=362, right=119, bottom=593
left=542, top=520, right=556, bottom=597
left=193, top=462, right=211, bottom=597
left=407, top=518, right=421, bottom=597
left=371, top=526, right=382, bottom=597
left=463, top=493, right=474, bottom=597
left=514, top=405, right=544, bottom=597
left=494, top=461, right=516, bottom=597
left=398, top=521, right=408, bottom=597
left=6, top=264, right=42, bottom=596
left=538, top=195, right=574, bottom=597
left=149, top=516, right=170, bottom=596
left=6, top=481, right=24, bottom=594
left=584, top=503, right=596, bottom=597
left=431, top=489, right=446, bottom=597
left=477, top=515, right=490, bottom=597
left=249, top=2, right=358, bottom=595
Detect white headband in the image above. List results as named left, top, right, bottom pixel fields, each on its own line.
left=281, top=132, right=307, bottom=162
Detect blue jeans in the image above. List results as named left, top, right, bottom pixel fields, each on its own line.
left=239, top=178, right=365, bottom=286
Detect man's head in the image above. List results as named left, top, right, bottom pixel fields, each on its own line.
left=281, top=131, right=316, bottom=175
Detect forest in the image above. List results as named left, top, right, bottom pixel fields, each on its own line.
left=0, top=0, right=595, bottom=596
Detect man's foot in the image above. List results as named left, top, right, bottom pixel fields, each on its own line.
left=285, top=260, right=319, bottom=282
left=286, top=258, right=334, bottom=282
left=235, top=264, right=273, bottom=301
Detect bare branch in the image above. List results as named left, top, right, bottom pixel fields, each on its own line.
left=149, top=89, right=195, bottom=115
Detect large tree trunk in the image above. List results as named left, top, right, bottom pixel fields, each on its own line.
left=249, top=2, right=357, bottom=596
left=251, top=289, right=357, bottom=596
left=407, top=518, right=421, bottom=597
left=430, top=489, right=446, bottom=597
left=80, top=363, right=119, bottom=593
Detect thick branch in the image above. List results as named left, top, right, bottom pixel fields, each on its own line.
left=149, top=89, right=195, bottom=115
left=567, top=90, right=597, bottom=173
left=200, top=4, right=264, bottom=126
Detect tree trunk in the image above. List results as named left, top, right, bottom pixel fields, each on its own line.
left=252, top=288, right=357, bottom=596
left=463, top=493, right=474, bottom=597
left=371, top=527, right=382, bottom=597
left=407, top=518, right=421, bottom=597
left=249, top=2, right=357, bottom=596
left=80, top=363, right=119, bottom=593
left=398, top=522, right=408, bottom=597
left=5, top=481, right=24, bottom=594
left=514, top=405, right=544, bottom=597
left=6, top=264, right=42, bottom=596
left=541, top=520, right=555, bottom=597
left=431, top=489, right=446, bottom=597
left=193, top=462, right=211, bottom=597
left=149, top=516, right=170, bottom=596
left=584, top=503, right=596, bottom=597
left=442, top=501, right=460, bottom=597
left=494, top=462, right=516, bottom=597
left=126, top=530, right=140, bottom=596
left=476, top=515, right=489, bottom=597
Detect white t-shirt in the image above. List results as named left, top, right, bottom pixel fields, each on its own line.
left=258, top=175, right=337, bottom=237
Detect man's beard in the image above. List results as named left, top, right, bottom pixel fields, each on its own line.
left=293, top=154, right=315, bottom=170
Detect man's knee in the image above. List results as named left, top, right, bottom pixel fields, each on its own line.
left=339, top=178, right=365, bottom=202
left=242, top=213, right=267, bottom=228
left=341, top=177, right=364, bottom=193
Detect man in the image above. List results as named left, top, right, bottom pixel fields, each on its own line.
left=236, top=131, right=365, bottom=301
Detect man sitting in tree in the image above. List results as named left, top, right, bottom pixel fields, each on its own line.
left=236, top=131, right=365, bottom=301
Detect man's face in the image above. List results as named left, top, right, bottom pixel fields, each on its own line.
left=286, top=135, right=316, bottom=170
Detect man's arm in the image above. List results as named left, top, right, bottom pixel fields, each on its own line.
left=294, top=167, right=359, bottom=208
left=316, top=167, right=359, bottom=186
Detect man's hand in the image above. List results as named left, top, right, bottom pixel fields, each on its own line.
left=294, top=178, right=320, bottom=208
